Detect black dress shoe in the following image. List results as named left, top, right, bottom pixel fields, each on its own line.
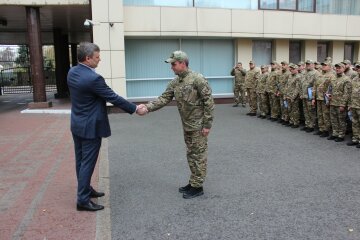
left=335, top=137, right=344, bottom=142
left=90, top=189, right=105, bottom=198
left=347, top=141, right=358, bottom=146
left=77, top=201, right=104, bottom=211
left=179, top=184, right=192, bottom=193
left=320, top=131, right=329, bottom=137
left=183, top=186, right=204, bottom=199
left=327, top=135, right=337, bottom=140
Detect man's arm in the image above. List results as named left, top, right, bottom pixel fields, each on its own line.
left=196, top=77, right=214, bottom=130
left=145, top=81, right=175, bottom=112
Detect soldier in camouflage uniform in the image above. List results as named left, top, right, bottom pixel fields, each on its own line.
left=256, top=65, right=269, bottom=118
left=297, top=61, right=306, bottom=75
left=278, top=61, right=291, bottom=125
left=327, top=63, right=352, bottom=142
left=145, top=51, right=214, bottom=199
left=343, top=59, right=357, bottom=79
left=267, top=61, right=281, bottom=121
left=312, top=61, right=335, bottom=137
left=347, top=63, right=360, bottom=147
left=284, top=64, right=302, bottom=128
left=300, top=60, right=321, bottom=133
left=244, top=60, right=261, bottom=116
left=315, top=61, right=322, bottom=73
left=230, top=62, right=247, bottom=107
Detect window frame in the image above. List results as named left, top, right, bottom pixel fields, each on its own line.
left=258, top=0, right=316, bottom=12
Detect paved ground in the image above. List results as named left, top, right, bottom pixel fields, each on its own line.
left=108, top=104, right=360, bottom=240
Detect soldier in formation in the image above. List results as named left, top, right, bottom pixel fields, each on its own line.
left=230, top=62, right=247, bottom=107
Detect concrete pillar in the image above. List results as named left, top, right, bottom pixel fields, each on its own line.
left=71, top=43, right=78, bottom=67
left=53, top=29, right=70, bottom=98
left=91, top=0, right=127, bottom=97
left=354, top=42, right=360, bottom=62
left=236, top=39, right=252, bottom=69
left=273, top=39, right=289, bottom=62
left=304, top=40, right=317, bottom=62
left=26, top=6, right=51, bottom=108
left=331, top=41, right=344, bottom=63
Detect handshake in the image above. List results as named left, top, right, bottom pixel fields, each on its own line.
left=136, top=104, right=148, bottom=116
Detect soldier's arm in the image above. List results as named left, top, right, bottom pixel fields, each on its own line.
left=241, top=69, right=247, bottom=76
left=196, top=77, right=214, bottom=129
left=343, top=79, right=352, bottom=107
left=230, top=68, right=235, bottom=76
left=145, top=81, right=175, bottom=112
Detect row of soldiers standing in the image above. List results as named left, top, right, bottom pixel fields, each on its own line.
left=231, top=58, right=360, bottom=148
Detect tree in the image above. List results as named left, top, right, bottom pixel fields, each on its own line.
left=15, top=45, right=29, bottom=67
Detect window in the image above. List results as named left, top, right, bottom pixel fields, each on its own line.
left=123, top=0, right=192, bottom=7
left=259, top=0, right=315, bottom=12
left=289, top=41, right=302, bottom=64
left=195, top=0, right=258, bottom=9
left=252, top=40, right=272, bottom=66
left=344, top=43, right=354, bottom=63
left=316, top=0, right=360, bottom=15
left=317, top=42, right=329, bottom=63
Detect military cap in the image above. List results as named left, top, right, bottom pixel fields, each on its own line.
left=355, top=63, right=360, bottom=68
left=297, top=61, right=305, bottom=66
left=342, top=59, right=351, bottom=65
left=281, top=61, right=289, bottom=65
left=249, top=60, right=255, bottom=64
left=165, top=50, right=188, bottom=63
left=260, top=65, right=268, bottom=69
left=271, top=61, right=278, bottom=65
left=289, top=63, right=298, bottom=69
left=325, top=56, right=332, bottom=61
left=321, top=61, right=331, bottom=66
left=237, top=62, right=242, bottom=64
left=314, top=61, right=320, bottom=65
left=305, top=60, right=314, bottom=64
left=335, top=63, right=345, bottom=68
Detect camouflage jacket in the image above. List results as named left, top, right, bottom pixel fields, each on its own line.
left=284, top=73, right=302, bottom=101
left=350, top=74, right=360, bottom=109
left=301, top=69, right=321, bottom=99
left=277, top=70, right=291, bottom=96
left=313, top=71, right=336, bottom=101
left=230, top=68, right=246, bottom=85
left=145, top=69, right=214, bottom=131
left=329, top=73, right=351, bottom=107
left=244, top=68, right=260, bottom=89
left=266, top=70, right=279, bottom=94
left=345, top=68, right=357, bottom=80
left=256, top=72, right=269, bottom=94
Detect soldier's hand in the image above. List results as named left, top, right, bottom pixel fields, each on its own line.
left=311, top=99, right=316, bottom=106
left=201, top=128, right=210, bottom=137
left=339, top=106, right=345, bottom=112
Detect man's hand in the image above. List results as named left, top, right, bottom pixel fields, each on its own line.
left=136, top=104, right=148, bottom=116
left=339, top=106, right=345, bottom=112
left=202, top=128, right=210, bottom=137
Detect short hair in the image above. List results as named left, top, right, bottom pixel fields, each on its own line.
left=183, top=58, right=189, bottom=67
left=77, top=42, right=100, bottom=62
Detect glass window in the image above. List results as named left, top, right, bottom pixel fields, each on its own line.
left=260, top=0, right=277, bottom=9
left=317, top=42, right=329, bottom=63
left=344, top=43, right=354, bottom=63
left=289, top=41, right=301, bottom=64
left=279, top=0, right=296, bottom=10
left=123, top=0, right=192, bottom=7
left=316, top=0, right=360, bottom=15
left=195, top=0, right=258, bottom=9
left=298, top=0, right=314, bottom=11
left=252, top=40, right=272, bottom=66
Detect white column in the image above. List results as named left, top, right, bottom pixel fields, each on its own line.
left=331, top=41, right=345, bottom=63
left=304, top=40, right=317, bottom=61
left=273, top=39, right=289, bottom=62
left=236, top=39, right=252, bottom=69
left=92, top=0, right=127, bottom=97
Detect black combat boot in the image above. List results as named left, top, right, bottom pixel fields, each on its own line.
left=183, top=186, right=204, bottom=199
left=335, top=137, right=344, bottom=142
left=306, top=128, right=314, bottom=133
left=327, top=135, right=337, bottom=140
left=320, top=131, right=329, bottom=137
left=347, top=141, right=357, bottom=146
left=178, top=184, right=192, bottom=193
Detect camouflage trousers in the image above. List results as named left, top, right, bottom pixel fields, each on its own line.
left=270, top=94, right=280, bottom=119
left=184, top=130, right=208, bottom=188
left=234, top=84, right=246, bottom=105
left=351, top=108, right=360, bottom=143
left=302, top=99, right=316, bottom=128
left=257, top=93, right=269, bottom=116
left=289, top=98, right=300, bottom=126
left=330, top=106, right=347, bottom=138
left=246, top=88, right=257, bottom=113
left=280, top=96, right=289, bottom=121
left=316, top=100, right=331, bottom=132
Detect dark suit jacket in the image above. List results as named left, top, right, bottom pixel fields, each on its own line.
left=67, top=64, right=136, bottom=139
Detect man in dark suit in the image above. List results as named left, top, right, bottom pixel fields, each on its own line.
left=67, top=42, right=147, bottom=211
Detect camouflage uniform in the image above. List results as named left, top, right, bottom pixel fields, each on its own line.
left=301, top=67, right=320, bottom=129
left=230, top=67, right=246, bottom=106
left=256, top=69, right=269, bottom=117
left=349, top=73, right=360, bottom=144
left=146, top=69, right=214, bottom=188
left=267, top=69, right=280, bottom=119
left=345, top=68, right=357, bottom=80
left=245, top=66, right=261, bottom=114
left=313, top=68, right=335, bottom=133
left=285, top=69, right=302, bottom=126
left=278, top=69, right=291, bottom=121
left=329, top=71, right=351, bottom=139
